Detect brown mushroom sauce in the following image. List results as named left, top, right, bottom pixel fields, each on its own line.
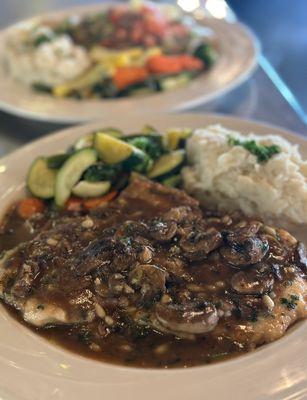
left=0, top=187, right=306, bottom=369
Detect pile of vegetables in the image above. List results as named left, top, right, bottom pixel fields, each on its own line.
left=49, top=45, right=215, bottom=100
left=26, top=125, right=192, bottom=211
left=31, top=3, right=217, bottom=99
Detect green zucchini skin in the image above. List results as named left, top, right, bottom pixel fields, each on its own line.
left=47, top=154, right=70, bottom=169
left=27, top=157, right=57, bottom=199
left=162, top=175, right=181, bottom=188
left=147, top=150, right=185, bottom=180
left=122, top=149, right=153, bottom=174
left=55, top=148, right=97, bottom=207
left=72, top=180, right=111, bottom=198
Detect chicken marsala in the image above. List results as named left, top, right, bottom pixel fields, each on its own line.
left=0, top=178, right=306, bottom=367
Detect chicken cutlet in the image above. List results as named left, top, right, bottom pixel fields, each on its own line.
left=0, top=177, right=306, bottom=367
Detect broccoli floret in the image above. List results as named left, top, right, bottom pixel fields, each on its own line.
left=125, top=135, right=164, bottom=160
left=194, top=43, right=217, bottom=69
left=122, top=149, right=153, bottom=173
left=83, top=162, right=121, bottom=182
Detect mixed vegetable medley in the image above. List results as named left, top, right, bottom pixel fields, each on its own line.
left=23, top=125, right=191, bottom=217
left=15, top=3, right=217, bottom=99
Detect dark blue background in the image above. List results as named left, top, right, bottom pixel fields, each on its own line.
left=228, top=0, right=307, bottom=112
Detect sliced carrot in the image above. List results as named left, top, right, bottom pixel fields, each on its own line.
left=113, top=67, right=149, bottom=90
left=146, top=55, right=183, bottom=74
left=17, top=197, right=45, bottom=219
left=146, top=54, right=204, bottom=74
left=179, top=55, right=204, bottom=71
left=83, top=190, right=118, bottom=211
left=65, top=197, right=84, bottom=212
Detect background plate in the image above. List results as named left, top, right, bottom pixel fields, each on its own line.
left=0, top=113, right=306, bottom=400
left=0, top=3, right=258, bottom=123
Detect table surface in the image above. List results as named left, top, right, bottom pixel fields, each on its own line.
left=0, top=0, right=306, bottom=158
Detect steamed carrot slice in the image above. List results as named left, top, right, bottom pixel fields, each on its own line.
left=146, top=54, right=203, bottom=74
left=113, top=67, right=149, bottom=90
left=83, top=191, right=118, bottom=210
left=146, top=55, right=182, bottom=74
left=17, top=197, right=45, bottom=219
left=179, top=54, right=204, bottom=71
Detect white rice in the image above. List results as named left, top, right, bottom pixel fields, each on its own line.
left=5, top=25, right=91, bottom=87
left=182, top=125, right=307, bottom=224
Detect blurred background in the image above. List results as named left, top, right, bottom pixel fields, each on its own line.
left=0, top=0, right=306, bottom=157
left=1, top=0, right=306, bottom=116
left=229, top=0, right=307, bottom=115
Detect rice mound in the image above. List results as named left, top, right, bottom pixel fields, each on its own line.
left=5, top=25, right=90, bottom=87
left=182, top=125, right=307, bottom=224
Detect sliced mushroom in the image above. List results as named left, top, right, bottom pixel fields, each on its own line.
left=296, top=242, right=307, bottom=273
left=163, top=257, right=192, bottom=282
left=138, top=245, right=154, bottom=263
left=230, top=270, right=274, bottom=295
left=72, top=237, right=113, bottom=276
left=180, top=227, right=222, bottom=261
left=129, top=264, right=167, bottom=303
left=270, top=263, right=283, bottom=280
left=164, top=206, right=200, bottom=223
left=121, top=221, right=149, bottom=237
left=10, top=261, right=39, bottom=298
left=226, top=221, right=262, bottom=244
left=149, top=219, right=177, bottom=242
left=220, top=237, right=269, bottom=267
left=155, top=301, right=218, bottom=335
left=265, top=235, right=287, bottom=261
left=112, top=237, right=140, bottom=271
left=277, top=229, right=297, bottom=246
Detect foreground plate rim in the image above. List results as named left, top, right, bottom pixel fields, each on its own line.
left=0, top=113, right=306, bottom=400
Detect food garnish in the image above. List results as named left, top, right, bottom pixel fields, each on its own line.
left=228, top=136, right=281, bottom=162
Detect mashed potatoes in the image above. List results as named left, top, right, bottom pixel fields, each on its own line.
left=183, top=125, right=307, bottom=224
left=5, top=25, right=91, bottom=87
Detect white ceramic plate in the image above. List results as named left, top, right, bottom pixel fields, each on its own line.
left=0, top=3, right=259, bottom=123
left=0, top=114, right=306, bottom=400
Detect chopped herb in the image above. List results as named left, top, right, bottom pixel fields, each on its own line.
left=33, top=34, right=52, bottom=47
left=228, top=136, right=281, bottom=163
left=280, top=294, right=299, bottom=310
